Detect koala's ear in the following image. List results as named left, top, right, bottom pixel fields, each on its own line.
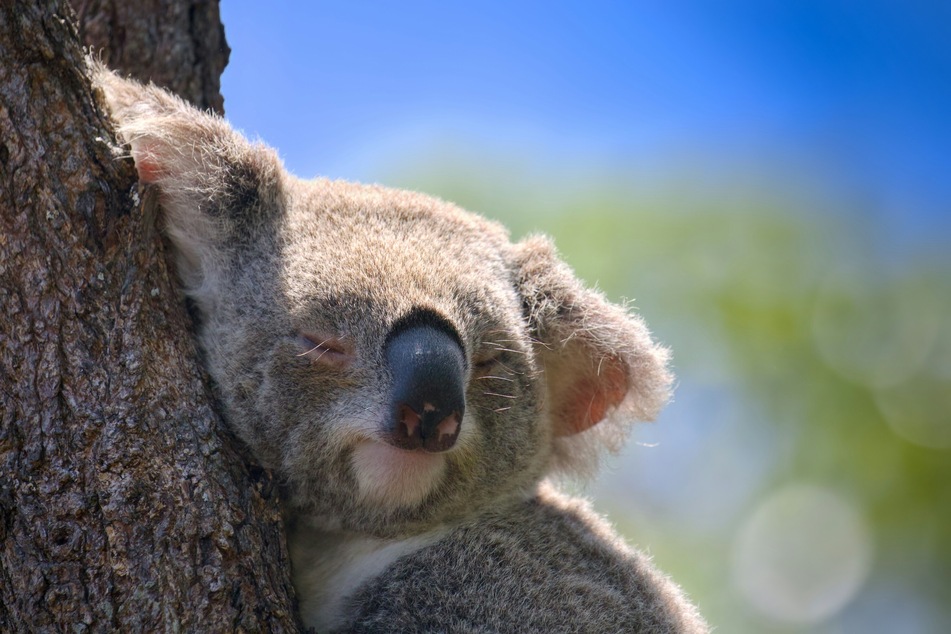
left=510, top=236, right=672, bottom=463
left=90, top=61, right=283, bottom=300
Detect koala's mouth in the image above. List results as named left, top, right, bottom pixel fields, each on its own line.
left=350, top=441, right=447, bottom=510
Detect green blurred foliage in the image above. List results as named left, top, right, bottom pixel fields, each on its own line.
left=386, top=153, right=951, bottom=633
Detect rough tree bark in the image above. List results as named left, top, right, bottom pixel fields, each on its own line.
left=74, top=0, right=230, bottom=113
left=0, top=1, right=300, bottom=631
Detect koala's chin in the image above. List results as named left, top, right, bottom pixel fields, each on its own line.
left=94, top=61, right=710, bottom=633
left=351, top=442, right=449, bottom=509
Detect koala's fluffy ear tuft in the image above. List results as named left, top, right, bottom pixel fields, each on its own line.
left=510, top=235, right=673, bottom=476
left=90, top=60, right=284, bottom=304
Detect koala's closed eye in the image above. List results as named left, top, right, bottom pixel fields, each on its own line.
left=472, top=334, right=528, bottom=369
left=472, top=349, right=504, bottom=370
left=470, top=348, right=524, bottom=386
left=295, top=333, right=353, bottom=366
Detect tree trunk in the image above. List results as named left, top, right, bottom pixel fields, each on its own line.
left=0, top=1, right=300, bottom=631
left=74, top=0, right=229, bottom=113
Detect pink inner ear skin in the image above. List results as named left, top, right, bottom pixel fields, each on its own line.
left=135, top=159, right=163, bottom=184
left=130, top=141, right=164, bottom=184
left=555, top=357, right=629, bottom=437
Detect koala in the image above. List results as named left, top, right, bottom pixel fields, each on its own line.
left=92, top=63, right=709, bottom=633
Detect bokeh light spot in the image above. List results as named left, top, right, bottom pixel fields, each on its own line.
left=876, top=374, right=951, bottom=449
left=812, top=267, right=940, bottom=389
left=732, top=485, right=873, bottom=625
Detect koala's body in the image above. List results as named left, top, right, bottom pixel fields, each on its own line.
left=94, top=64, right=708, bottom=633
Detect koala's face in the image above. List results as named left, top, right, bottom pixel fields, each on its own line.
left=207, top=179, right=549, bottom=534
left=95, top=65, right=673, bottom=537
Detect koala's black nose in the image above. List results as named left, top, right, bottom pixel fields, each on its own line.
left=385, top=324, right=466, bottom=453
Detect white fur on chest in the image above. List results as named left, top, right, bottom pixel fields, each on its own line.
left=289, top=523, right=444, bottom=632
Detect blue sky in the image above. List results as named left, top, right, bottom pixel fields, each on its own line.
left=217, top=6, right=951, bottom=629
left=221, top=1, right=950, bottom=233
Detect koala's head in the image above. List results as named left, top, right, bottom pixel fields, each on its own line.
left=94, top=65, right=672, bottom=538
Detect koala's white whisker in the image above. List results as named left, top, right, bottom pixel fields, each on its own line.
left=482, top=345, right=527, bottom=355
left=473, top=375, right=514, bottom=382
left=482, top=392, right=517, bottom=400
left=470, top=403, right=515, bottom=415
left=305, top=347, right=329, bottom=361
left=295, top=335, right=338, bottom=358
left=495, top=360, right=525, bottom=376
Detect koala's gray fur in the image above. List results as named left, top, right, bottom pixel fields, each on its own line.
left=92, top=61, right=709, bottom=633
